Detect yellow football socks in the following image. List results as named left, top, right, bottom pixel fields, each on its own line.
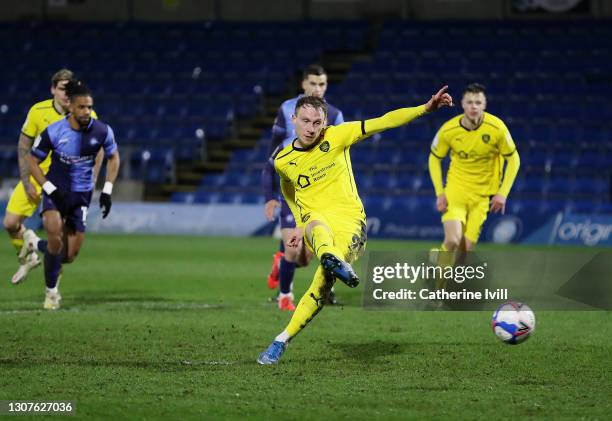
left=11, top=237, right=23, bottom=254
left=286, top=266, right=332, bottom=338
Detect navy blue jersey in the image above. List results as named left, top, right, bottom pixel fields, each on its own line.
left=31, top=117, right=117, bottom=192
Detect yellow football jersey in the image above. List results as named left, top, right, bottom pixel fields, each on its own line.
left=431, top=112, right=516, bottom=196
left=274, top=122, right=369, bottom=227
left=21, top=98, right=98, bottom=174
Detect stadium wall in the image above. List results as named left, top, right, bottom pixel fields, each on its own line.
left=2, top=201, right=607, bottom=247
left=0, top=0, right=609, bottom=21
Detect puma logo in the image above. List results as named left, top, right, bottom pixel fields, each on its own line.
left=309, top=292, right=324, bottom=307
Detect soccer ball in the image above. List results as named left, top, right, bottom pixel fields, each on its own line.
left=491, top=301, right=536, bottom=344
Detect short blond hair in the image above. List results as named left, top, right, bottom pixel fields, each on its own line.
left=51, top=68, right=74, bottom=87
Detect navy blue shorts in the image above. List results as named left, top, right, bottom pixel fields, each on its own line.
left=42, top=190, right=92, bottom=233
left=279, top=199, right=296, bottom=229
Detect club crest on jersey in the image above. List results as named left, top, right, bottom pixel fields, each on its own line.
left=319, top=141, right=330, bottom=152
left=297, top=174, right=311, bottom=188
left=90, top=137, right=99, bottom=146
left=482, top=134, right=491, bottom=143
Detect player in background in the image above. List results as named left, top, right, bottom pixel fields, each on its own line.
left=27, top=80, right=119, bottom=310
left=262, top=64, right=344, bottom=310
left=258, top=87, right=453, bottom=364
left=4, top=69, right=101, bottom=284
left=428, top=83, right=520, bottom=269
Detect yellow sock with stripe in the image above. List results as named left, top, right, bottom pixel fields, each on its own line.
left=279, top=266, right=333, bottom=340
left=11, top=238, right=24, bottom=254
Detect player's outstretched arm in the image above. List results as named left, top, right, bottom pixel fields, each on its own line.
left=364, top=86, right=453, bottom=134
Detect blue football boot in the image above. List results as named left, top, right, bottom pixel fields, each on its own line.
left=257, top=341, right=286, bottom=365
left=321, top=253, right=360, bottom=288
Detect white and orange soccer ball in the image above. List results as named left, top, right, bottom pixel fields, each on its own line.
left=491, top=301, right=536, bottom=344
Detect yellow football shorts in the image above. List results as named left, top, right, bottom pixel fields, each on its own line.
left=441, top=185, right=490, bottom=243
left=5, top=179, right=42, bottom=218
left=303, top=212, right=367, bottom=263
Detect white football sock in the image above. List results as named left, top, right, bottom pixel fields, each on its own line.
left=275, top=330, right=291, bottom=343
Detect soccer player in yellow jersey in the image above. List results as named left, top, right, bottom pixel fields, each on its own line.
left=258, top=87, right=454, bottom=364
left=428, top=83, right=520, bottom=256
left=3, top=69, right=99, bottom=284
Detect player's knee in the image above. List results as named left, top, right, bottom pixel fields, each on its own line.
left=47, top=236, right=63, bottom=254
left=2, top=214, right=20, bottom=233
left=304, top=220, right=324, bottom=239
left=283, top=246, right=299, bottom=262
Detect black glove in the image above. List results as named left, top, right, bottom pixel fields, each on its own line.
left=100, top=193, right=112, bottom=219
left=49, top=189, right=68, bottom=216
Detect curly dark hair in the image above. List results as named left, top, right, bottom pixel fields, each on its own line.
left=65, top=80, right=91, bottom=99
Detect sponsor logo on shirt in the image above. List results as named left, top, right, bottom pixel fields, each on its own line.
left=58, top=153, right=95, bottom=165
left=297, top=174, right=311, bottom=188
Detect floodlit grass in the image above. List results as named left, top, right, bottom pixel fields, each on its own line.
left=1, top=235, right=610, bottom=419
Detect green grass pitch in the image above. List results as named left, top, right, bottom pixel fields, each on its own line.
left=0, top=234, right=610, bottom=419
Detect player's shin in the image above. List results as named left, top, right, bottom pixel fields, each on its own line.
left=430, top=244, right=456, bottom=290
left=279, top=258, right=295, bottom=294
left=44, top=250, right=62, bottom=291
left=5, top=222, right=25, bottom=255
left=285, top=267, right=332, bottom=338
left=11, top=237, right=24, bottom=255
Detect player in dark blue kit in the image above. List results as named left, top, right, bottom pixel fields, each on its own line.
left=27, top=80, right=120, bottom=310
left=262, top=65, right=344, bottom=310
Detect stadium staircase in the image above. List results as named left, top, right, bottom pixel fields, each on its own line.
left=154, top=49, right=375, bottom=202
